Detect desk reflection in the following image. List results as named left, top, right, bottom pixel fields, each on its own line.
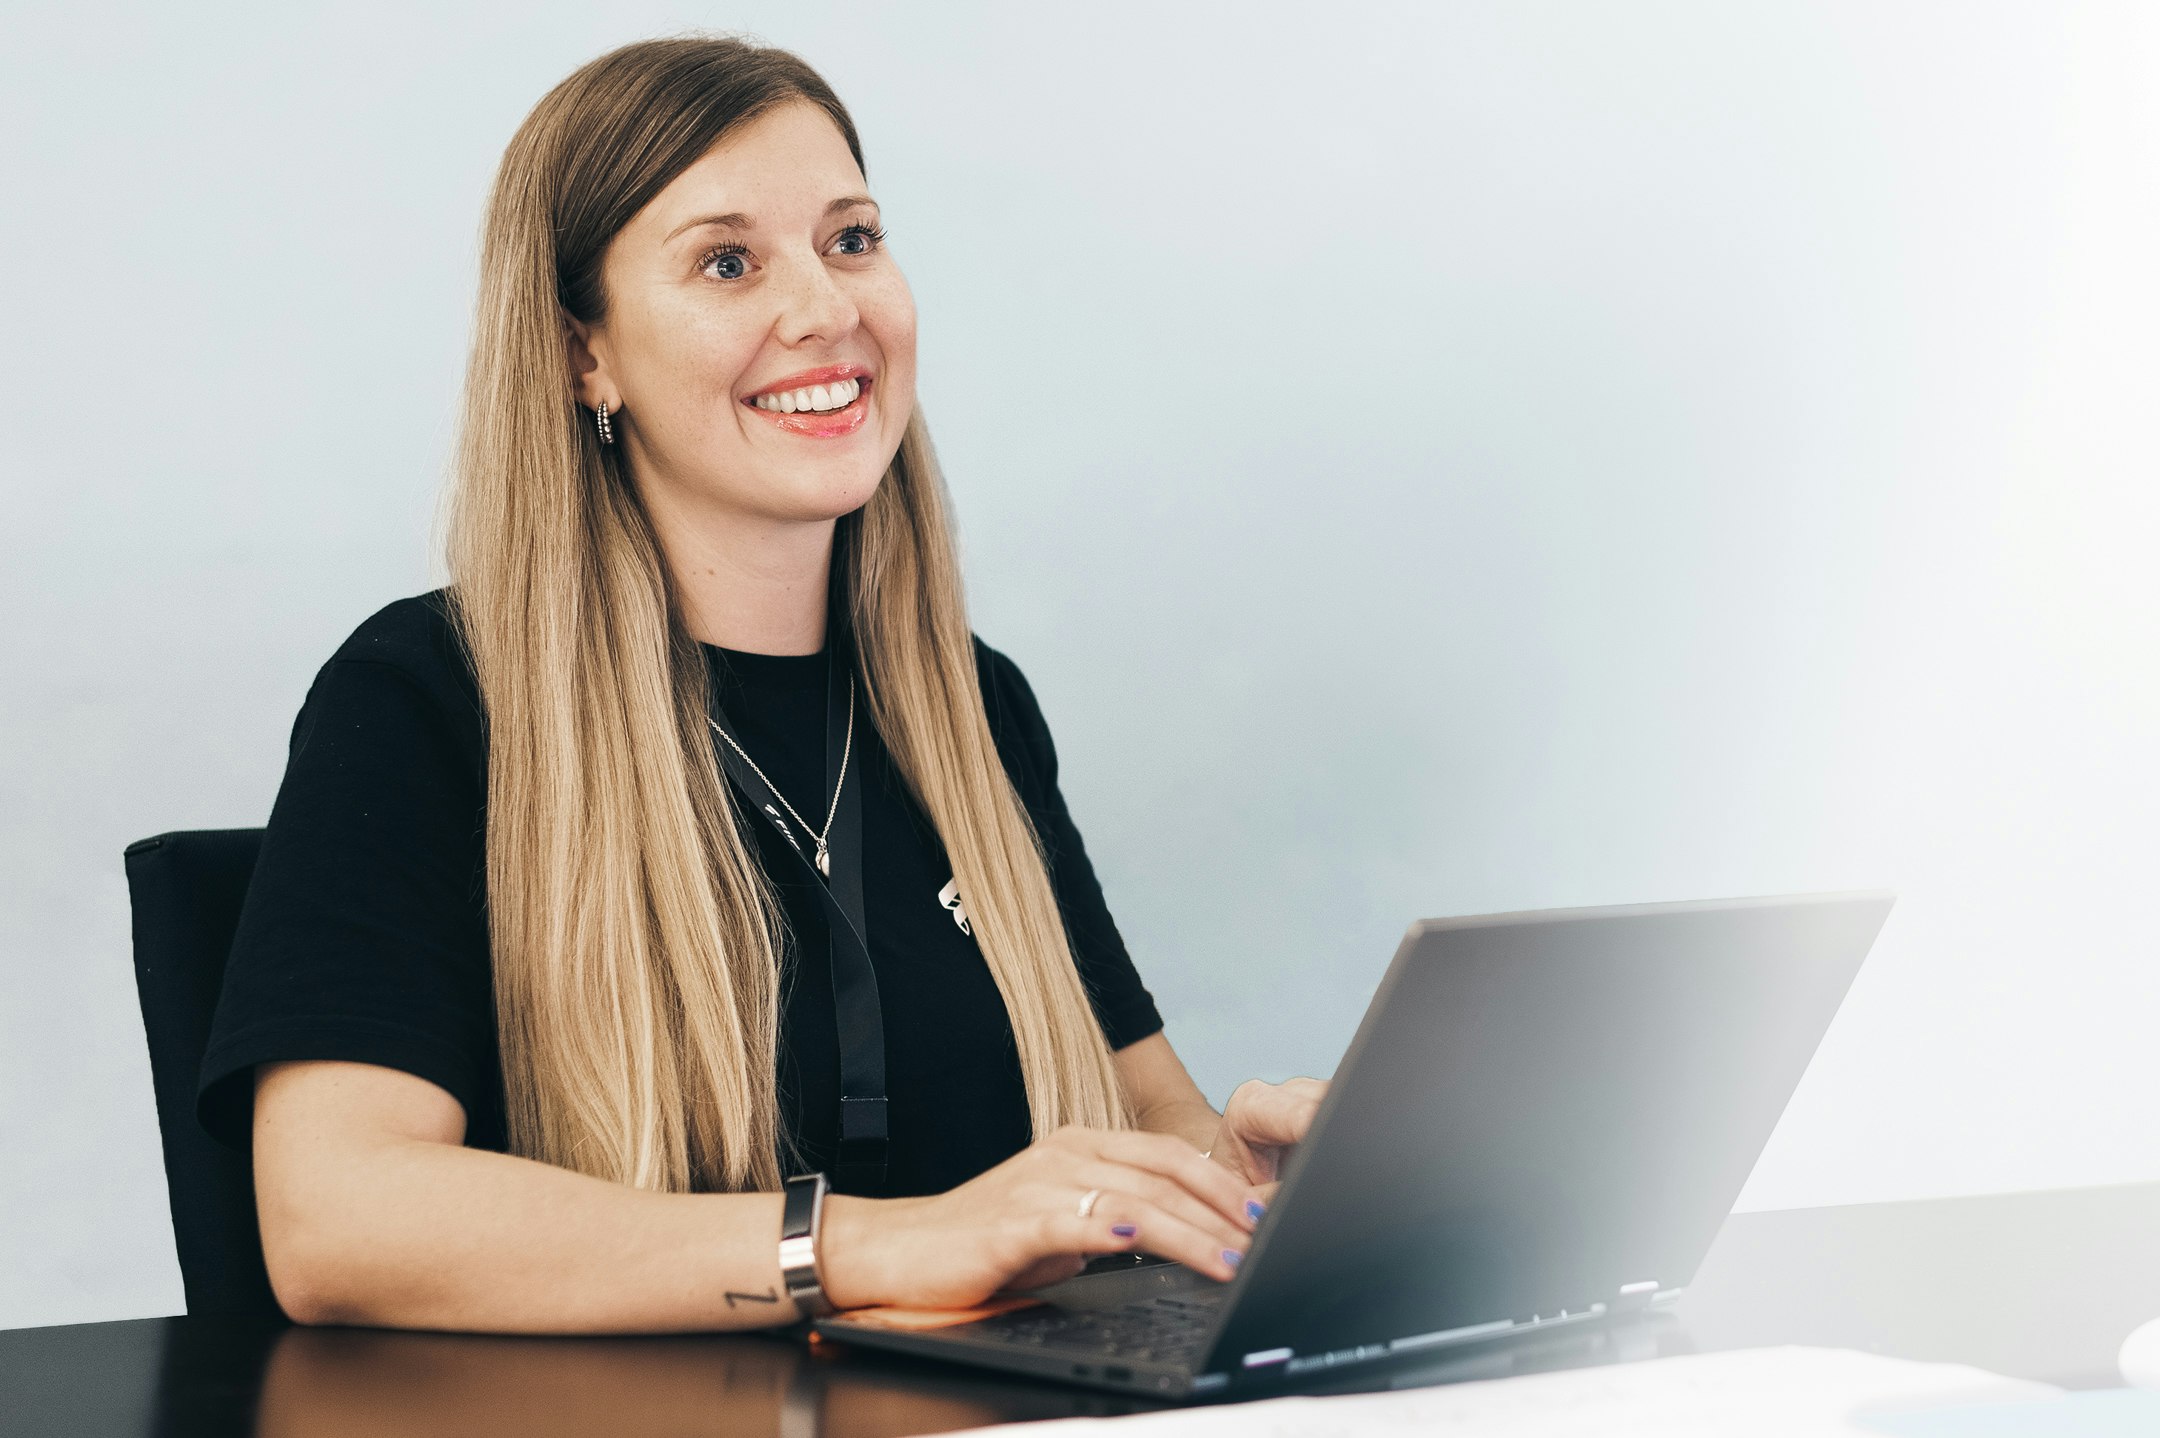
left=253, top=1325, right=1161, bottom=1438
left=250, top=1314, right=1687, bottom=1437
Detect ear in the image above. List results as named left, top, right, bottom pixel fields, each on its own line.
left=563, top=310, right=618, bottom=412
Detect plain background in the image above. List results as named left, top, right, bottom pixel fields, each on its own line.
left=3, top=1, right=2154, bottom=1331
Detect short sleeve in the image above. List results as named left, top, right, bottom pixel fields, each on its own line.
left=198, top=604, right=499, bottom=1151
left=976, top=641, right=1164, bottom=1051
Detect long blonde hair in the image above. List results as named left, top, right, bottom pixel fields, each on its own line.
left=443, top=36, right=1127, bottom=1193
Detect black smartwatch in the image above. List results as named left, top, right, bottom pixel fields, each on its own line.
left=778, top=1172, right=833, bottom=1317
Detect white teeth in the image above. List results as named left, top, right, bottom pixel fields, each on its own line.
left=755, top=377, right=861, bottom=414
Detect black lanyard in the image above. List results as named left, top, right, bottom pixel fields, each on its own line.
left=706, top=646, right=888, bottom=1193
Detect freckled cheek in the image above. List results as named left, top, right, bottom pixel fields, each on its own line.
left=862, top=287, right=919, bottom=409
left=685, top=337, right=766, bottom=424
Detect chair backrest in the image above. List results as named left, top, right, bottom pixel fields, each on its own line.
left=124, top=827, right=279, bottom=1317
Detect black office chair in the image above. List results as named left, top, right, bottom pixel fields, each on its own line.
left=123, top=828, right=281, bottom=1318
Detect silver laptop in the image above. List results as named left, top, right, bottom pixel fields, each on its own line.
left=818, top=891, right=1893, bottom=1397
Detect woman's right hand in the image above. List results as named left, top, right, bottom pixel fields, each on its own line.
left=818, top=1125, right=1266, bottom=1311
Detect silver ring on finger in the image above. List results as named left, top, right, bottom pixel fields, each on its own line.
left=1076, top=1187, right=1104, bottom=1219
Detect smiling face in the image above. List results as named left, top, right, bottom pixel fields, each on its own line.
left=569, top=100, right=917, bottom=529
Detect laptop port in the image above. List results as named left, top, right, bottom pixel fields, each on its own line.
left=1104, top=1366, right=1132, bottom=1382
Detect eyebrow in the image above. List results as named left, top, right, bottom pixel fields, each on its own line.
left=665, top=194, right=878, bottom=244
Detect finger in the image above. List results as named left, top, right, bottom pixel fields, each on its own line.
left=1071, top=1159, right=1251, bottom=1249
left=1206, top=1135, right=1276, bottom=1188
left=1227, top=1078, right=1327, bottom=1148
left=1045, top=1193, right=1244, bottom=1283
left=1087, top=1130, right=1254, bottom=1228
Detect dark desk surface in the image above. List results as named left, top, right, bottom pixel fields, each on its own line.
left=9, top=1182, right=2158, bottom=1438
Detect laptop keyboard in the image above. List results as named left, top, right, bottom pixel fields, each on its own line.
left=964, top=1291, right=1226, bottom=1367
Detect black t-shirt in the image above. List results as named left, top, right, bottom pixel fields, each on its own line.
left=198, top=590, right=1161, bottom=1197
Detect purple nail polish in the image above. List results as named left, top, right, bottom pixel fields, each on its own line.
left=1245, top=1199, right=1267, bottom=1221
left=1222, top=1248, right=1243, bottom=1269
left=1110, top=1223, right=1139, bottom=1239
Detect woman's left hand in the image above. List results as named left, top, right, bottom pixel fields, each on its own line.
left=1209, top=1077, right=1328, bottom=1188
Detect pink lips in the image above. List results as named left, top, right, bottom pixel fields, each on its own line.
left=741, top=363, right=874, bottom=438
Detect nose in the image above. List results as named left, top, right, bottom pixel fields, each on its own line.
left=771, top=250, right=860, bottom=349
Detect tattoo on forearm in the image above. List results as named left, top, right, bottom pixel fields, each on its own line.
left=724, top=1286, right=781, bottom=1308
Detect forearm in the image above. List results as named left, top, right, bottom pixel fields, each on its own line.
left=252, top=1058, right=862, bottom=1334
left=261, top=1131, right=812, bottom=1333
left=1113, top=1031, right=1223, bottom=1153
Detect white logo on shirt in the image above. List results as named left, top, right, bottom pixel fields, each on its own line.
left=937, top=877, right=972, bottom=937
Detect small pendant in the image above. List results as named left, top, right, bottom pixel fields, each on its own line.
left=816, top=843, right=831, bottom=878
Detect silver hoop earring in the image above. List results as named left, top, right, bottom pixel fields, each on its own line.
left=595, top=400, right=615, bottom=446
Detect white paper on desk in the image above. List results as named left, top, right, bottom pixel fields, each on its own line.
left=945, top=1347, right=2059, bottom=1437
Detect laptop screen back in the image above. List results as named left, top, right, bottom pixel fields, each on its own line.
left=1204, top=892, right=1891, bottom=1371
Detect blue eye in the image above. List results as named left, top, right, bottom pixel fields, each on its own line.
left=834, top=222, right=886, bottom=256
left=700, top=243, right=750, bottom=280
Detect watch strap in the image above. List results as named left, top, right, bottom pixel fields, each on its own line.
left=779, top=1172, right=833, bottom=1318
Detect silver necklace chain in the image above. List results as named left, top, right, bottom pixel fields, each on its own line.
left=707, top=677, right=855, bottom=875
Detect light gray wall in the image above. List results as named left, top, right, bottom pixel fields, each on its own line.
left=4, top=1, right=2154, bottom=1330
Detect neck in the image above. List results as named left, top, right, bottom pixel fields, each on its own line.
left=641, top=483, right=835, bottom=656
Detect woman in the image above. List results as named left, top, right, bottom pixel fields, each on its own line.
left=202, top=35, right=1324, bottom=1333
